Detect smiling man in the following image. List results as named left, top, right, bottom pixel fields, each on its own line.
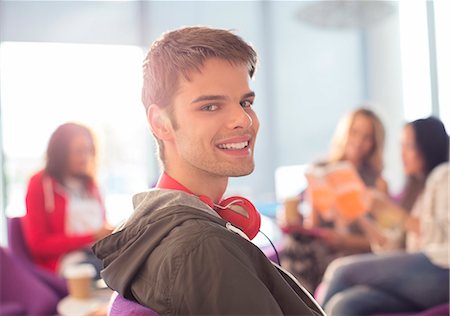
left=93, top=26, right=324, bottom=315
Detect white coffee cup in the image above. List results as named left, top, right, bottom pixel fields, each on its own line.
left=64, top=264, right=96, bottom=299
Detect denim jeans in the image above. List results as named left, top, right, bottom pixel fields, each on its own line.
left=319, top=252, right=449, bottom=316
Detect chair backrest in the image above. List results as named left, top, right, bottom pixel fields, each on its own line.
left=0, top=247, right=60, bottom=315
left=109, top=292, right=159, bottom=316
left=6, top=217, right=68, bottom=297
left=7, top=217, right=32, bottom=261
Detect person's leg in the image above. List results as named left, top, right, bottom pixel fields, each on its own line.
left=319, top=253, right=378, bottom=306
left=320, top=252, right=449, bottom=311
left=325, top=285, right=418, bottom=316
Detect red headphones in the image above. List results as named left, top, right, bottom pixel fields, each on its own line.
left=156, top=173, right=261, bottom=240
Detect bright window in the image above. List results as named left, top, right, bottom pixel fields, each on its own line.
left=0, top=42, right=155, bottom=226
left=434, top=0, right=450, bottom=131
left=399, top=0, right=432, bottom=122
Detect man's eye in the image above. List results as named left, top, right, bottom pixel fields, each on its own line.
left=240, top=100, right=253, bottom=108
left=201, top=104, right=219, bottom=111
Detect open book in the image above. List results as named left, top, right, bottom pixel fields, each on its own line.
left=305, top=161, right=368, bottom=222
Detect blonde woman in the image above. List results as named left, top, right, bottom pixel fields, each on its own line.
left=281, top=107, right=388, bottom=293
left=327, top=108, right=387, bottom=193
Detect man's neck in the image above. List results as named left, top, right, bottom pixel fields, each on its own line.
left=162, top=167, right=228, bottom=203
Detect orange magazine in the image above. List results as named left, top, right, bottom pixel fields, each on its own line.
left=305, top=162, right=368, bottom=222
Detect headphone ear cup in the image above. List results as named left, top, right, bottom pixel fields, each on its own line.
left=216, top=197, right=261, bottom=240
left=156, top=174, right=261, bottom=239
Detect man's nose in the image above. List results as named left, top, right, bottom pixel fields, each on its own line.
left=228, top=104, right=253, bottom=130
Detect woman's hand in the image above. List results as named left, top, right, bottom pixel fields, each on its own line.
left=317, top=228, right=343, bottom=249
left=365, top=188, right=389, bottom=212
left=405, top=216, right=420, bottom=235
left=94, top=224, right=114, bottom=241
left=317, top=227, right=372, bottom=252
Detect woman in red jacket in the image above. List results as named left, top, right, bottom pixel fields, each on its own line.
left=23, top=122, right=113, bottom=275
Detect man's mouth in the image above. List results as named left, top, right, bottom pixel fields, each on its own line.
left=217, top=141, right=249, bottom=150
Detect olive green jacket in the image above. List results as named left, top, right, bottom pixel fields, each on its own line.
left=93, top=190, right=324, bottom=315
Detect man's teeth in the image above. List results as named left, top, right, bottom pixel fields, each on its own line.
left=218, top=141, right=249, bottom=150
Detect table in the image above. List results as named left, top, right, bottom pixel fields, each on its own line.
left=57, top=282, right=112, bottom=316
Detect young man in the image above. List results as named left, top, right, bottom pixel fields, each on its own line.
left=93, top=26, right=324, bottom=315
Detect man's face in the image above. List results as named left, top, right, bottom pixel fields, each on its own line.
left=166, top=58, right=259, bottom=179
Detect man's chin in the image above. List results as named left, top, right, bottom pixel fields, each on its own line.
left=227, top=165, right=255, bottom=177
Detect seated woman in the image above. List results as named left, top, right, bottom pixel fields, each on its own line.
left=318, top=116, right=449, bottom=315
left=22, top=123, right=113, bottom=276
left=280, top=107, right=389, bottom=293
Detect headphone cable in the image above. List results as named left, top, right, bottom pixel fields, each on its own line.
left=258, top=230, right=281, bottom=266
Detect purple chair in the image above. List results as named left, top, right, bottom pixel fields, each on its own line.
left=372, top=304, right=450, bottom=316
left=0, top=247, right=60, bottom=315
left=109, top=291, right=159, bottom=316
left=7, top=217, right=68, bottom=298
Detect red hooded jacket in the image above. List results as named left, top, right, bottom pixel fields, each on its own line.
left=23, top=170, right=105, bottom=272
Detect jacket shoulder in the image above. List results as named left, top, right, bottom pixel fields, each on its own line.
left=130, top=219, right=266, bottom=314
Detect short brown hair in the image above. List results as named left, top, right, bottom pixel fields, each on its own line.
left=142, top=26, right=257, bottom=111
left=142, top=26, right=258, bottom=163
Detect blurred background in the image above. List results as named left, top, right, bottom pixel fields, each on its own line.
left=0, top=0, right=448, bottom=244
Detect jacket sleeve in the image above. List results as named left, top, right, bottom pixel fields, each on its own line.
left=23, top=175, right=95, bottom=258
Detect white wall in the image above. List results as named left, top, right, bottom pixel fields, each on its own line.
left=268, top=2, right=365, bottom=169
left=0, top=1, right=142, bottom=45
left=364, top=9, right=405, bottom=193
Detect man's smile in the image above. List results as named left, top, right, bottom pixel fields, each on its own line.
left=217, top=141, right=249, bottom=150
left=215, top=135, right=253, bottom=155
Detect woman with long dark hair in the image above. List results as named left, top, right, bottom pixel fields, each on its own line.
left=318, top=116, right=449, bottom=315
left=23, top=123, right=112, bottom=275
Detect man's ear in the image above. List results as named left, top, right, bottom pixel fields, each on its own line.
left=147, top=104, right=174, bottom=141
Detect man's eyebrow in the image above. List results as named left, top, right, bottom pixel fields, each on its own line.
left=191, top=91, right=255, bottom=104
left=242, top=91, right=255, bottom=99
left=191, top=95, right=227, bottom=104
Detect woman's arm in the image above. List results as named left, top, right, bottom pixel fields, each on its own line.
left=317, top=227, right=371, bottom=253
left=413, top=164, right=449, bottom=245
left=23, top=175, right=95, bottom=258
left=369, top=189, right=409, bottom=222
left=375, top=177, right=389, bottom=195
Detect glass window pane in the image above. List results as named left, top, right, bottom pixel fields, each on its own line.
left=0, top=42, right=155, bottom=225
left=434, top=0, right=450, bottom=131
left=399, top=0, right=432, bottom=121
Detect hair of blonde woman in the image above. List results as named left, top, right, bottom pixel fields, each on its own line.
left=328, top=107, right=385, bottom=176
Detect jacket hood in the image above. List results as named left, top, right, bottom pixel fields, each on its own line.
left=92, top=189, right=226, bottom=296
